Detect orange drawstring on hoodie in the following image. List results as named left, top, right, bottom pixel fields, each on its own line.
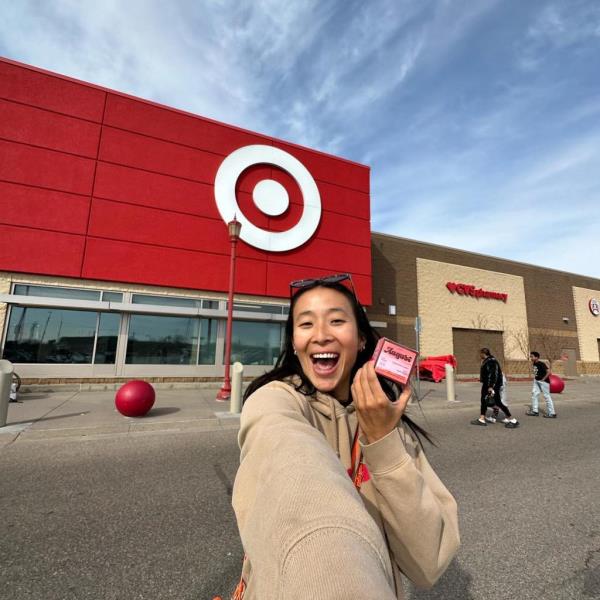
left=350, top=426, right=365, bottom=491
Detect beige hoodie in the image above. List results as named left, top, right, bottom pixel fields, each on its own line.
left=232, top=379, right=460, bottom=599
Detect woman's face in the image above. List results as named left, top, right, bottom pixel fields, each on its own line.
left=292, top=286, right=364, bottom=401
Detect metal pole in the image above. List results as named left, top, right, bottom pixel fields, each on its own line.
left=414, top=316, right=421, bottom=402
left=217, top=235, right=238, bottom=401
left=0, top=360, right=14, bottom=427
left=230, top=362, right=244, bottom=414
left=445, top=363, right=456, bottom=403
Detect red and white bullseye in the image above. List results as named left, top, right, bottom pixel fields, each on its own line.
left=214, top=144, right=321, bottom=252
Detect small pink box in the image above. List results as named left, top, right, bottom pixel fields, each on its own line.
left=372, top=338, right=418, bottom=386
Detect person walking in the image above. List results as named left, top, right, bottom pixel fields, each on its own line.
left=526, top=351, right=557, bottom=418
left=485, top=372, right=508, bottom=423
left=471, top=348, right=519, bottom=428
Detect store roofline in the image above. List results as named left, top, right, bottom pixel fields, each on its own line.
left=0, top=56, right=369, bottom=171
left=371, top=230, right=600, bottom=283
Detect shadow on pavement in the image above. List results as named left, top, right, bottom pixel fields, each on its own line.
left=7, top=412, right=90, bottom=426
left=147, top=407, right=181, bottom=417
left=407, top=559, right=474, bottom=599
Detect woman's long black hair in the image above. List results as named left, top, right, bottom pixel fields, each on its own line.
left=243, top=280, right=433, bottom=445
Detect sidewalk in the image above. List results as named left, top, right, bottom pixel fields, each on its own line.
left=0, top=384, right=241, bottom=446
left=1, top=377, right=597, bottom=445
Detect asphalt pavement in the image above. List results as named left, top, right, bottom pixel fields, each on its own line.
left=1, top=377, right=599, bottom=599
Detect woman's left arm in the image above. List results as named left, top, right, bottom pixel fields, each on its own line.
left=352, top=363, right=460, bottom=588
left=360, top=429, right=460, bottom=588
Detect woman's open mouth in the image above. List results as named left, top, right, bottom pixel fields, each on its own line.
left=310, top=352, right=340, bottom=376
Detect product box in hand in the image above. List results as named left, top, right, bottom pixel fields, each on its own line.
left=372, top=338, right=418, bottom=386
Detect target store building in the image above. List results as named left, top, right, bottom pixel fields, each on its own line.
left=1, top=57, right=600, bottom=384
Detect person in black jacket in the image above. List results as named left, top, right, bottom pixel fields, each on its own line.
left=471, top=348, right=519, bottom=428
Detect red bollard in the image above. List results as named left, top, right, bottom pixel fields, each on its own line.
left=115, top=380, right=155, bottom=417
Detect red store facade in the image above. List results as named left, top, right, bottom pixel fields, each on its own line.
left=0, top=57, right=372, bottom=382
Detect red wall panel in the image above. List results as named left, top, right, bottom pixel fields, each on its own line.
left=316, top=180, right=371, bottom=220
left=265, top=263, right=372, bottom=304
left=0, top=58, right=372, bottom=303
left=0, top=225, right=85, bottom=277
left=0, top=99, right=101, bottom=157
left=0, top=181, right=90, bottom=234
left=275, top=141, right=370, bottom=191
left=267, top=238, right=371, bottom=275
left=87, top=198, right=266, bottom=261
left=93, top=163, right=221, bottom=220
left=99, top=127, right=222, bottom=183
left=0, top=139, right=96, bottom=195
left=82, top=238, right=267, bottom=294
left=104, top=94, right=269, bottom=155
left=0, top=59, right=105, bottom=121
left=314, top=212, right=371, bottom=248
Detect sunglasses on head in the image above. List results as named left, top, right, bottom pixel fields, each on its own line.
left=289, top=273, right=356, bottom=298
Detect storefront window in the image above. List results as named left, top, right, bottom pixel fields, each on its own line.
left=132, top=294, right=202, bottom=308
left=13, top=284, right=101, bottom=301
left=102, top=291, right=123, bottom=302
left=125, top=314, right=199, bottom=364
left=3, top=307, right=97, bottom=363
left=229, top=321, right=283, bottom=365
left=94, top=313, right=120, bottom=364
left=198, top=318, right=217, bottom=364
left=230, top=302, right=287, bottom=314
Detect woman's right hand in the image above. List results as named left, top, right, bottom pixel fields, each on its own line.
left=351, top=361, right=411, bottom=444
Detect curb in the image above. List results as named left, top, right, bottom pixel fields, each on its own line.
left=0, top=413, right=240, bottom=442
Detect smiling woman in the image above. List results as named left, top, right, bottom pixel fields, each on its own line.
left=227, top=275, right=460, bottom=600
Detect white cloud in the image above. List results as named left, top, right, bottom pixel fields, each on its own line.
left=518, top=1, right=600, bottom=70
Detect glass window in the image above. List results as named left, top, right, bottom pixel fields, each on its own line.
left=94, top=313, right=120, bottom=364
left=102, top=292, right=123, bottom=302
left=229, top=321, right=283, bottom=365
left=202, top=299, right=219, bottom=310
left=231, top=302, right=286, bottom=314
left=132, top=294, right=202, bottom=308
left=126, top=314, right=199, bottom=364
left=198, top=318, right=217, bottom=364
left=13, top=284, right=101, bottom=301
left=3, top=306, right=96, bottom=363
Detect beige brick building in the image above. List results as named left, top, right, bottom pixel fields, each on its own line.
left=370, top=233, right=600, bottom=377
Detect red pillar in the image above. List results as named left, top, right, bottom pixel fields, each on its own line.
left=217, top=219, right=240, bottom=401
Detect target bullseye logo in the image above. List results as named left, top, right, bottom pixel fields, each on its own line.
left=214, top=145, right=321, bottom=252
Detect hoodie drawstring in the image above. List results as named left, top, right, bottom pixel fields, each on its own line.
left=328, top=395, right=340, bottom=458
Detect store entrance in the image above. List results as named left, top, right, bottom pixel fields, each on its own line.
left=452, top=328, right=505, bottom=377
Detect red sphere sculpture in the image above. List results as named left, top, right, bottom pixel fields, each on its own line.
left=115, top=380, right=155, bottom=417
left=548, top=374, right=565, bottom=394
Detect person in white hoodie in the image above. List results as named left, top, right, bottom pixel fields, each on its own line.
left=228, top=274, right=460, bottom=600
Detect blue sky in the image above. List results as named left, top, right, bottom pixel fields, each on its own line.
left=2, top=0, right=599, bottom=278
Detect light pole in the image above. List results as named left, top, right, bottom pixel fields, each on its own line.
left=217, top=217, right=242, bottom=401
